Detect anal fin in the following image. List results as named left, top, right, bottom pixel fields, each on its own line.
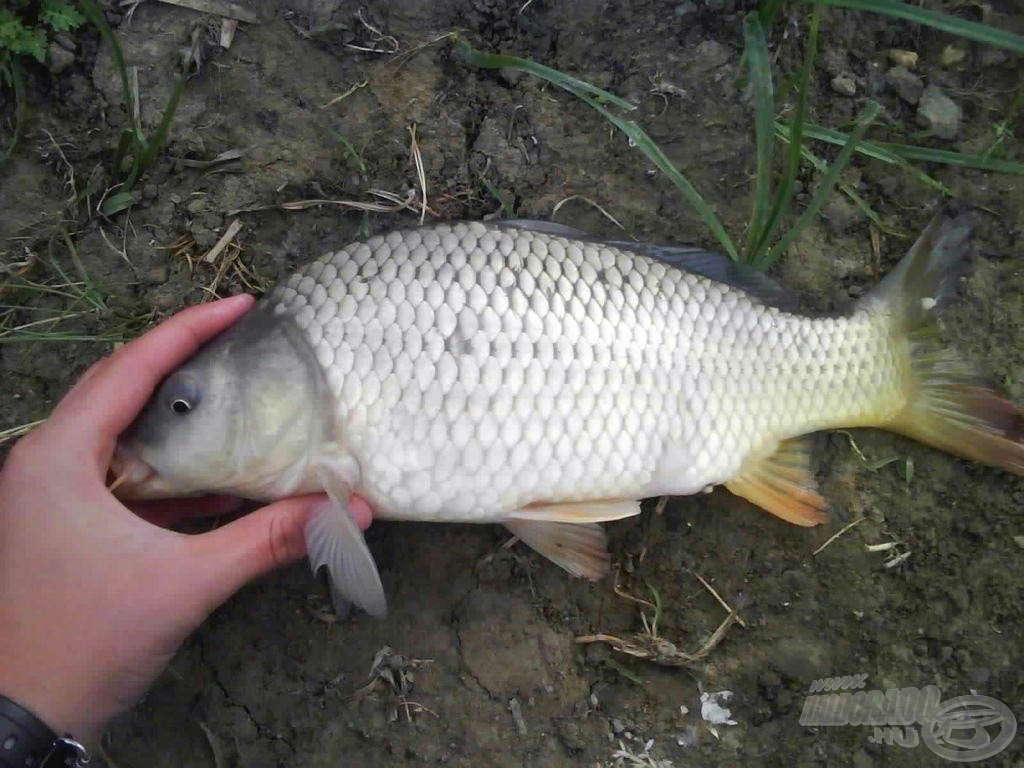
left=503, top=519, right=610, bottom=580
left=724, top=437, right=828, bottom=527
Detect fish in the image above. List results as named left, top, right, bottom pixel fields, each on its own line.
left=111, top=212, right=1024, bottom=617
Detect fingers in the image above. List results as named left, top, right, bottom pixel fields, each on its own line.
left=46, top=294, right=255, bottom=463
left=130, top=495, right=243, bottom=528
left=183, top=493, right=374, bottom=614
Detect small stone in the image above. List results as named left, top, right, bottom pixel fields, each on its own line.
left=1013, top=535, right=1024, bottom=549
left=940, top=44, right=967, bottom=68
left=150, top=289, right=177, bottom=312
left=185, top=197, right=208, bottom=214
left=611, top=718, right=626, bottom=734
left=981, top=49, right=1009, bottom=68
left=674, top=1, right=698, bottom=14
left=887, top=49, right=918, bottom=68
left=144, top=266, right=169, bottom=285
left=47, top=42, right=75, bottom=75
left=917, top=85, right=962, bottom=139
left=830, top=72, right=856, bottom=96
left=497, top=67, right=524, bottom=87
left=823, top=196, right=865, bottom=233
left=886, top=65, right=924, bottom=105
left=54, top=33, right=75, bottom=52
left=200, top=212, right=222, bottom=230
left=694, top=39, right=732, bottom=71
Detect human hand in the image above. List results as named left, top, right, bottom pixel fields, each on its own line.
left=0, top=295, right=372, bottom=742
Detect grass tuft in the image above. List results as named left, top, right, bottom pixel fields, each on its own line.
left=78, top=0, right=191, bottom=215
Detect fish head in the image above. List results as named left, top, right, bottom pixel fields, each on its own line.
left=112, top=306, right=326, bottom=500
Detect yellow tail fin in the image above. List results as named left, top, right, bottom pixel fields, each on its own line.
left=863, top=211, right=1024, bottom=473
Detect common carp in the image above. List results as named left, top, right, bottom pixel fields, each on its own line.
left=111, top=213, right=1024, bottom=616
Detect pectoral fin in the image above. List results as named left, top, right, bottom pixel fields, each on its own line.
left=306, top=467, right=387, bottom=618
left=503, top=519, right=610, bottom=580
left=724, top=437, right=828, bottom=526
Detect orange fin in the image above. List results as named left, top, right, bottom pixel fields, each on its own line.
left=725, top=437, right=828, bottom=527
left=507, top=498, right=640, bottom=523
left=503, top=519, right=610, bottom=580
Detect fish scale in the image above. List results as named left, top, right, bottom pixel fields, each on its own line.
left=267, top=221, right=899, bottom=522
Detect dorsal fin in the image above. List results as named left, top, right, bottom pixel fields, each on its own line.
left=494, top=220, right=795, bottom=311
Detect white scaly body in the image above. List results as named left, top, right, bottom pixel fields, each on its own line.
left=268, top=221, right=907, bottom=522
left=118, top=214, right=1021, bottom=616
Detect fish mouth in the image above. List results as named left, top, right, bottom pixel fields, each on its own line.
left=109, top=443, right=162, bottom=500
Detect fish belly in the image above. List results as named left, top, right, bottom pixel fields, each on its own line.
left=268, top=222, right=906, bottom=522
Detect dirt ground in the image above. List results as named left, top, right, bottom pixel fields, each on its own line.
left=2, top=0, right=1023, bottom=766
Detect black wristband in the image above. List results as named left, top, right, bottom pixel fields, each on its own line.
left=0, top=695, right=87, bottom=768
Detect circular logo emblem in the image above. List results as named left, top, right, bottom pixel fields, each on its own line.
left=921, top=694, right=1017, bottom=762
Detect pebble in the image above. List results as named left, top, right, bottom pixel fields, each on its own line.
left=144, top=266, right=169, bottom=285
left=885, top=66, right=923, bottom=105
left=981, top=49, right=1009, bottom=68
left=830, top=72, right=857, bottom=97
left=47, top=42, right=75, bottom=75
left=674, top=1, right=698, bottom=14
left=917, top=84, right=962, bottom=139
left=693, top=39, right=731, bottom=71
left=185, top=197, right=208, bottom=214
left=887, top=49, right=918, bottom=68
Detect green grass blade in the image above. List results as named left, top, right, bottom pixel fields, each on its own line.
left=742, top=13, right=776, bottom=263
left=455, top=37, right=739, bottom=260
left=762, top=100, right=882, bottom=268
left=812, top=0, right=1024, bottom=55
left=454, top=39, right=636, bottom=112
left=884, top=144, right=1024, bottom=174
left=137, top=71, right=188, bottom=174
left=749, top=1, right=822, bottom=264
left=775, top=124, right=905, bottom=237
left=758, top=0, right=787, bottom=26
left=783, top=121, right=953, bottom=194
left=797, top=121, right=1024, bottom=175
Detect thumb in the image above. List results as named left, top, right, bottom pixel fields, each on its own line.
left=183, top=494, right=375, bottom=615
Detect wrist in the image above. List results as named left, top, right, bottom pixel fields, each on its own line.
left=0, top=649, right=100, bottom=745
left=0, top=695, right=89, bottom=768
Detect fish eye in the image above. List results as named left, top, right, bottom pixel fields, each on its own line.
left=163, top=374, right=201, bottom=416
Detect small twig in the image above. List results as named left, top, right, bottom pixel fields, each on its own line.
left=320, top=79, right=369, bottom=109
left=689, top=570, right=746, bottom=629
left=613, top=567, right=657, bottom=610
left=154, top=0, right=260, bottom=24
left=100, top=226, right=133, bottom=267
left=201, top=218, right=243, bottom=263
left=347, top=9, right=399, bottom=53
left=552, top=195, right=628, bottom=234
left=812, top=516, right=866, bottom=556
left=408, top=124, right=428, bottom=225
left=0, top=419, right=44, bottom=446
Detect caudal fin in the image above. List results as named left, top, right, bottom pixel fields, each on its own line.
left=862, top=210, right=1024, bottom=474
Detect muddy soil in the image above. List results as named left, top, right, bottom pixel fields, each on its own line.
left=2, top=1, right=1023, bottom=766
